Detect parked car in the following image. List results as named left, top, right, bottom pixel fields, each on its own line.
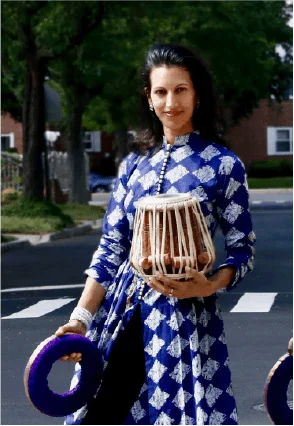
left=89, top=172, right=116, bottom=193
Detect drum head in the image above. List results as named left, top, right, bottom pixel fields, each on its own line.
left=137, top=193, right=194, bottom=209
left=264, top=353, right=293, bottom=425
left=24, top=334, right=103, bottom=417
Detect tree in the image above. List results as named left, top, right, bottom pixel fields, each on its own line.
left=82, top=1, right=292, bottom=132
left=2, top=0, right=104, bottom=202
left=2, top=1, right=292, bottom=203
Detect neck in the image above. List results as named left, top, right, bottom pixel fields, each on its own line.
left=163, top=123, right=194, bottom=145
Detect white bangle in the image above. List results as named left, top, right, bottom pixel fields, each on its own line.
left=70, top=307, right=93, bottom=330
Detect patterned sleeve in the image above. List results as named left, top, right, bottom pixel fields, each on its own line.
left=214, top=154, right=256, bottom=291
left=84, top=154, right=137, bottom=291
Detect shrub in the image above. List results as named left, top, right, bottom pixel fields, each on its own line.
left=247, top=159, right=293, bottom=178
left=1, top=188, right=22, bottom=204
left=6, top=148, right=18, bottom=154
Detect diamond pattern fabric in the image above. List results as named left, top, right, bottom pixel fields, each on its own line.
left=66, top=132, right=256, bottom=425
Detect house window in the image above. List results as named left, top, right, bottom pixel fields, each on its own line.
left=1, top=133, right=15, bottom=151
left=276, top=130, right=291, bottom=152
left=267, top=127, right=293, bottom=156
left=83, top=131, right=101, bottom=152
left=83, top=132, right=93, bottom=151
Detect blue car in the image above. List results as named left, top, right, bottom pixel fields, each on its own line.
left=89, top=172, right=116, bottom=193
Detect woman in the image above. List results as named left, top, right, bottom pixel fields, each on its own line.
left=56, top=44, right=256, bottom=425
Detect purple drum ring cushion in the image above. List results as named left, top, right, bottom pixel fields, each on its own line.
left=24, top=334, right=103, bottom=417
left=264, top=353, right=293, bottom=425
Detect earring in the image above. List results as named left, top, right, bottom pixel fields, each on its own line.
left=196, top=101, right=200, bottom=109
left=149, top=104, right=154, bottom=111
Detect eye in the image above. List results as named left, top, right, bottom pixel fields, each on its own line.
left=177, top=87, right=187, bottom=92
left=155, top=89, right=165, bottom=95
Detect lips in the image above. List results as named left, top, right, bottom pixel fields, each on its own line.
left=165, top=112, right=182, bottom=117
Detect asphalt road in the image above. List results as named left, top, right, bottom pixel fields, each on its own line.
left=1, top=208, right=293, bottom=425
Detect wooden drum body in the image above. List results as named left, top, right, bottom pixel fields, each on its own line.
left=130, top=193, right=215, bottom=281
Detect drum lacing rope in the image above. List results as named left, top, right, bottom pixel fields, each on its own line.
left=130, top=141, right=216, bottom=294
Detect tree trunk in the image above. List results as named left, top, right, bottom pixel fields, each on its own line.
left=66, top=97, right=89, bottom=204
left=22, top=56, right=46, bottom=201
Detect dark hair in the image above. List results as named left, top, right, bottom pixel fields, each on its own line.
left=130, top=43, right=228, bottom=154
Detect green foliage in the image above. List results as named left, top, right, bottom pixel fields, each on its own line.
left=1, top=197, right=74, bottom=224
left=1, top=198, right=105, bottom=234
left=1, top=216, right=68, bottom=234
left=248, top=176, right=293, bottom=189
left=247, top=159, right=293, bottom=178
left=6, top=148, right=18, bottom=154
left=60, top=203, right=105, bottom=221
left=1, top=189, right=21, bottom=204
left=81, top=0, right=293, bottom=131
left=2, top=0, right=292, bottom=145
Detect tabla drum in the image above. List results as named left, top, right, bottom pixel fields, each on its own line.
left=24, top=334, right=103, bottom=417
left=130, top=193, right=215, bottom=281
left=263, top=338, right=293, bottom=425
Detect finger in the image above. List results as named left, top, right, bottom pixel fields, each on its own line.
left=185, top=266, right=204, bottom=280
left=153, top=272, right=183, bottom=291
left=60, top=355, right=69, bottom=361
left=72, top=352, right=82, bottom=360
left=148, top=279, right=169, bottom=296
left=55, top=326, right=66, bottom=337
left=154, top=272, right=176, bottom=287
left=55, top=325, right=75, bottom=337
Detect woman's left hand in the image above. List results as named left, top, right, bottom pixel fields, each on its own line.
left=148, top=267, right=215, bottom=299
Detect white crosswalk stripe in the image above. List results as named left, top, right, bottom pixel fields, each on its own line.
left=230, top=292, right=278, bottom=313
left=1, top=292, right=289, bottom=319
left=2, top=298, right=76, bottom=319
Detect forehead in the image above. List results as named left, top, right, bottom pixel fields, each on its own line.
left=149, top=66, right=193, bottom=87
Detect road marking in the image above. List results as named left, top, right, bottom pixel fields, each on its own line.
left=1, top=298, right=76, bottom=319
left=230, top=292, right=278, bottom=313
left=1, top=284, right=85, bottom=293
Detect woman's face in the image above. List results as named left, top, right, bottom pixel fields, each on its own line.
left=147, top=65, right=198, bottom=135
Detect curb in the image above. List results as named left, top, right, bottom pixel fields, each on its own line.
left=249, top=188, right=293, bottom=193
left=50, top=224, right=93, bottom=241
left=1, top=221, right=104, bottom=253
left=1, top=239, right=32, bottom=253
left=250, top=202, right=293, bottom=211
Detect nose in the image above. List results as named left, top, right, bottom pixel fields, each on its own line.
left=166, top=92, right=178, bottom=109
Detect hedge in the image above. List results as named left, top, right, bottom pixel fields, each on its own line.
left=247, top=159, right=293, bottom=178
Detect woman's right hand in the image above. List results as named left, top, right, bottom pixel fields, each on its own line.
left=55, top=320, right=87, bottom=362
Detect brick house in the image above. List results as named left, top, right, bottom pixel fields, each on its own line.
left=1, top=112, right=23, bottom=153
left=0, top=112, right=116, bottom=172
left=225, top=98, right=293, bottom=167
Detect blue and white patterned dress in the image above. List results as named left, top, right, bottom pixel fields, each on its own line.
left=66, top=131, right=256, bottom=425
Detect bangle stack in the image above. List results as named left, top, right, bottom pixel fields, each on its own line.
left=70, top=307, right=93, bottom=330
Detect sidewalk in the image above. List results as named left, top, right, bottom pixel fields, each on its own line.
left=90, top=189, right=293, bottom=208
left=249, top=188, right=292, bottom=209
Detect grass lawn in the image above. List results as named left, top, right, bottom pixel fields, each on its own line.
left=60, top=203, right=105, bottom=221
left=248, top=177, right=293, bottom=189
left=1, top=199, right=105, bottom=234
